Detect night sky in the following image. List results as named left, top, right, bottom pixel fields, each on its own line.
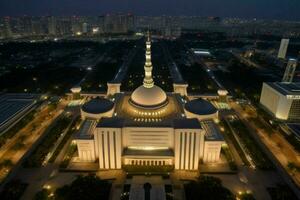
left=0, top=0, right=300, bottom=20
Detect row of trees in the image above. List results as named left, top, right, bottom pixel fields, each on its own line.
left=34, top=175, right=111, bottom=200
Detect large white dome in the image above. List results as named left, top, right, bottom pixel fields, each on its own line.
left=130, top=85, right=168, bottom=108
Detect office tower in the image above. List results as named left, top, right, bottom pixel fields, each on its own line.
left=48, top=16, right=57, bottom=35
left=278, top=38, right=289, bottom=59
left=71, top=16, right=82, bottom=34
left=260, top=82, right=300, bottom=120
left=21, top=16, right=33, bottom=36
left=282, top=59, right=298, bottom=83
left=103, top=14, right=130, bottom=34
left=82, top=22, right=88, bottom=34
left=3, top=17, right=12, bottom=38
left=57, top=18, right=72, bottom=35
left=127, top=13, right=135, bottom=31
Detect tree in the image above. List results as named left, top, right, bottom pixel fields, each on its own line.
left=34, top=189, right=50, bottom=200
left=184, top=175, right=235, bottom=200
left=0, top=180, right=28, bottom=200
left=0, top=159, right=13, bottom=168
left=267, top=184, right=297, bottom=200
left=54, top=175, right=111, bottom=200
left=239, top=193, right=256, bottom=200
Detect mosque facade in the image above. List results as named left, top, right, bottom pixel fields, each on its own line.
left=75, top=33, right=224, bottom=170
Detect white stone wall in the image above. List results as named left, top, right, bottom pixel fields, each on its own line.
left=122, top=127, right=174, bottom=149
left=174, top=129, right=204, bottom=170
left=203, top=141, right=223, bottom=163
left=260, top=83, right=292, bottom=120
left=95, top=127, right=122, bottom=169
left=76, top=139, right=96, bottom=162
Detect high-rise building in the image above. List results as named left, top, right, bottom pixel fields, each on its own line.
left=260, top=82, right=300, bottom=120
left=21, top=16, right=33, bottom=36
left=103, top=14, right=132, bottom=34
left=278, top=38, right=289, bottom=59
left=82, top=22, right=88, bottom=34
left=30, top=17, right=48, bottom=35
left=3, top=17, right=12, bottom=38
left=127, top=13, right=135, bottom=31
left=282, top=58, right=298, bottom=83
left=71, top=16, right=82, bottom=35
left=48, top=16, right=57, bottom=35
left=57, top=18, right=72, bottom=35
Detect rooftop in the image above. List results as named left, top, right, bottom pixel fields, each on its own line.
left=201, top=120, right=224, bottom=141
left=173, top=118, right=202, bottom=129
left=266, top=82, right=300, bottom=96
left=0, top=93, right=37, bottom=133
left=81, top=97, right=114, bottom=114
left=184, top=98, right=218, bottom=115
left=97, top=117, right=124, bottom=128
left=285, top=123, right=300, bottom=140
left=75, top=119, right=97, bottom=139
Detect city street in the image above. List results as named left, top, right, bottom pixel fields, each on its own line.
left=0, top=100, right=66, bottom=185
left=230, top=101, right=300, bottom=196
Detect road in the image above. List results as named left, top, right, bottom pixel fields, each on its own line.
left=186, top=43, right=300, bottom=197
left=19, top=107, right=80, bottom=200
left=230, top=101, right=300, bottom=197
left=42, top=111, right=79, bottom=166
left=77, top=44, right=117, bottom=86
left=0, top=100, right=67, bottom=184
left=185, top=44, right=224, bottom=89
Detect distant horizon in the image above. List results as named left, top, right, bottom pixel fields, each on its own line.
left=0, top=0, right=300, bottom=21
left=1, top=14, right=300, bottom=23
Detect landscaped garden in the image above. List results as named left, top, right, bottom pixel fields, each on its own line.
left=23, top=115, right=72, bottom=168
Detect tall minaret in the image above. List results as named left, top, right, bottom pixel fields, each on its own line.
left=143, top=31, right=154, bottom=88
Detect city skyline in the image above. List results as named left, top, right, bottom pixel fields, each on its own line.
left=0, top=0, right=300, bottom=21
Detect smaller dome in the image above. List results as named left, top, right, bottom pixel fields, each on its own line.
left=185, top=98, right=217, bottom=115
left=71, top=86, right=81, bottom=93
left=81, top=97, right=114, bottom=114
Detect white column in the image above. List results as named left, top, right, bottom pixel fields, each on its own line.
left=109, top=131, right=115, bottom=168
left=194, top=132, right=200, bottom=170
left=174, top=131, right=180, bottom=169
left=98, top=133, right=104, bottom=168
left=104, top=132, right=109, bottom=169
left=185, top=132, right=190, bottom=170
left=115, top=130, right=122, bottom=168
left=94, top=129, right=99, bottom=158
left=180, top=132, right=185, bottom=169
left=189, top=132, right=195, bottom=170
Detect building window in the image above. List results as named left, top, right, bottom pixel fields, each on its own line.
left=289, top=100, right=300, bottom=120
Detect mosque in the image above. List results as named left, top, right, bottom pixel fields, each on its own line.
left=74, top=33, right=224, bottom=171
